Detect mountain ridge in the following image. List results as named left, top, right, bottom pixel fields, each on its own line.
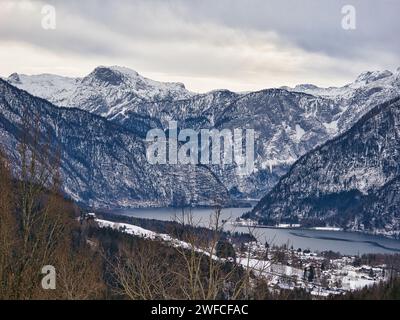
left=4, top=65, right=400, bottom=204
left=0, top=78, right=229, bottom=208
left=247, top=96, right=400, bottom=237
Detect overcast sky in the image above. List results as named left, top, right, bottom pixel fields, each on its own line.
left=0, top=0, right=399, bottom=92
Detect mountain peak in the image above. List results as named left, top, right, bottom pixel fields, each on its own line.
left=355, top=70, right=393, bottom=84
left=107, top=65, right=139, bottom=77
left=85, top=66, right=127, bottom=86
left=293, top=84, right=319, bottom=91
left=84, top=65, right=187, bottom=90
left=8, top=72, right=21, bottom=84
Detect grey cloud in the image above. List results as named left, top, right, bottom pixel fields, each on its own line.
left=0, top=0, right=398, bottom=91
left=9, top=0, right=399, bottom=61
left=171, top=0, right=400, bottom=59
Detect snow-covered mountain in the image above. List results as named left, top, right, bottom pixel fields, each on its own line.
left=286, top=68, right=400, bottom=132
left=5, top=66, right=400, bottom=200
left=247, top=97, right=400, bottom=236
left=7, top=66, right=194, bottom=118
left=0, top=79, right=228, bottom=208
left=286, top=69, right=398, bottom=99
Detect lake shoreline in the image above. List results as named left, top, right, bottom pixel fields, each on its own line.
left=97, top=201, right=257, bottom=212
left=102, top=206, right=400, bottom=255
left=233, top=223, right=400, bottom=242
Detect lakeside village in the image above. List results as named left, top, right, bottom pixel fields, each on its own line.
left=231, top=219, right=398, bottom=296
left=83, top=212, right=396, bottom=298
left=237, top=240, right=388, bottom=297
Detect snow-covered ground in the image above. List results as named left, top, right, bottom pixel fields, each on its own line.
left=95, top=218, right=218, bottom=259
left=312, top=227, right=343, bottom=231
left=95, top=218, right=387, bottom=298
left=96, top=219, right=170, bottom=240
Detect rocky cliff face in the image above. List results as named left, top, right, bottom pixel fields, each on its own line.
left=5, top=66, right=400, bottom=203
left=248, top=98, right=400, bottom=236
left=0, top=79, right=228, bottom=208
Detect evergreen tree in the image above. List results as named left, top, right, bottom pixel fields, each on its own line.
left=308, top=266, right=315, bottom=282
left=216, top=240, right=236, bottom=260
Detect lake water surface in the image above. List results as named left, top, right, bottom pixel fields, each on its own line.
left=112, top=207, right=400, bottom=256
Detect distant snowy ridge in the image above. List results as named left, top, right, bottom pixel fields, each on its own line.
left=7, top=66, right=194, bottom=118
left=5, top=66, right=400, bottom=201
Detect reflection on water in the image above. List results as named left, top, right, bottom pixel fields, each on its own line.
left=111, top=206, right=400, bottom=256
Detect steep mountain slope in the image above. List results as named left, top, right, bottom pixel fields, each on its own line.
left=286, top=68, right=400, bottom=132
left=118, top=88, right=344, bottom=198
left=248, top=97, right=400, bottom=236
left=0, top=79, right=228, bottom=208
left=5, top=67, right=342, bottom=198
left=6, top=66, right=400, bottom=200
